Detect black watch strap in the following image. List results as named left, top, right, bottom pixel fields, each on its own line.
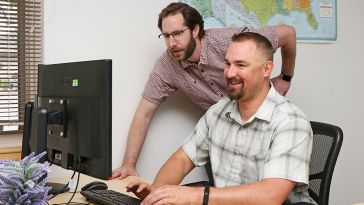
left=281, top=73, right=292, bottom=82
left=203, top=184, right=210, bottom=205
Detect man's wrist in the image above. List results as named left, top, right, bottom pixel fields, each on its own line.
left=202, top=184, right=210, bottom=205
left=280, top=73, right=293, bottom=82
left=122, top=162, right=136, bottom=167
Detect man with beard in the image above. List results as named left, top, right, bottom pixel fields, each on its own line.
left=111, top=2, right=297, bottom=180
left=126, top=32, right=315, bottom=205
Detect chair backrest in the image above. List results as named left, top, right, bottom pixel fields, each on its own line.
left=308, top=121, right=343, bottom=205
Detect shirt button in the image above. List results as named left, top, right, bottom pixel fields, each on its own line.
left=194, top=81, right=197, bottom=84
left=220, top=94, right=224, bottom=97
left=201, top=69, right=204, bottom=72
left=210, top=83, right=214, bottom=86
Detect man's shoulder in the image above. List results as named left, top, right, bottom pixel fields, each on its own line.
left=205, top=26, right=277, bottom=51
left=274, top=96, right=310, bottom=123
left=202, top=28, right=243, bottom=54
left=205, top=27, right=242, bottom=38
left=206, top=97, right=233, bottom=115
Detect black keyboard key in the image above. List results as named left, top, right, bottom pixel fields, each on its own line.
left=80, top=189, right=141, bottom=205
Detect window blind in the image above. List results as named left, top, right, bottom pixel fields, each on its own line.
left=0, top=0, right=42, bottom=133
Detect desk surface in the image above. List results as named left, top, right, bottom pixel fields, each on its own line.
left=48, top=175, right=364, bottom=205
left=48, top=174, right=141, bottom=204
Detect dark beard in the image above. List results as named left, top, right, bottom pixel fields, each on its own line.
left=226, top=78, right=244, bottom=101
left=170, top=34, right=195, bottom=62
left=227, top=88, right=243, bottom=101
left=182, top=36, right=196, bottom=61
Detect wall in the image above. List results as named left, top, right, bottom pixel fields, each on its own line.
left=43, top=1, right=364, bottom=204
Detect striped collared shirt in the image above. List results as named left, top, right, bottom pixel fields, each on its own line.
left=182, top=86, right=316, bottom=204
left=142, top=27, right=278, bottom=111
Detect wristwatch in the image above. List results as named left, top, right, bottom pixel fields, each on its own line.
left=203, top=184, right=210, bottom=205
left=281, top=73, right=293, bottom=82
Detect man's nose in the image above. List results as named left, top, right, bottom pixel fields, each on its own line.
left=225, top=66, right=237, bottom=78
left=166, top=36, right=177, bottom=47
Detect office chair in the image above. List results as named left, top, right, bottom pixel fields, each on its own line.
left=182, top=163, right=214, bottom=187
left=308, top=121, right=343, bottom=205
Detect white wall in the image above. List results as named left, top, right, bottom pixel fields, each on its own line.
left=44, top=1, right=364, bottom=204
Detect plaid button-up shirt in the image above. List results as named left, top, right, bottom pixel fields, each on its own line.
left=182, top=86, right=316, bottom=204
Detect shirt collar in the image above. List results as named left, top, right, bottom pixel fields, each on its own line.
left=254, top=84, right=279, bottom=122
left=199, top=36, right=208, bottom=65
left=224, top=83, right=280, bottom=125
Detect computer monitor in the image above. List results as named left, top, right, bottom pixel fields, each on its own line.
left=22, top=59, right=112, bottom=181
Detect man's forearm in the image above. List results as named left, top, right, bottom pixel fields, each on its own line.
left=208, top=179, right=295, bottom=205
left=275, top=25, right=296, bottom=76
left=122, top=120, right=150, bottom=166
left=280, top=35, right=296, bottom=76
left=122, top=98, right=158, bottom=166
left=153, top=148, right=195, bottom=187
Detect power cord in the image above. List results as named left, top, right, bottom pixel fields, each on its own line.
left=65, top=171, right=81, bottom=205
left=48, top=170, right=77, bottom=200
left=47, top=172, right=88, bottom=205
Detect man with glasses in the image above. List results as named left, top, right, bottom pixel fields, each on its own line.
left=111, top=2, right=297, bottom=180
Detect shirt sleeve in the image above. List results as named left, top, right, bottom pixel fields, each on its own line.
left=250, top=27, right=279, bottom=52
left=263, top=118, right=313, bottom=192
left=182, top=112, right=210, bottom=167
left=142, top=57, right=177, bottom=105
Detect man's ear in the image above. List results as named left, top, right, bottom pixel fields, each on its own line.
left=193, top=24, right=200, bottom=38
left=264, top=61, right=274, bottom=78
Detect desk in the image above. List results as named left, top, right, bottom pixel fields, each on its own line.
left=0, top=146, right=21, bottom=160
left=0, top=134, right=22, bottom=160
left=48, top=174, right=141, bottom=204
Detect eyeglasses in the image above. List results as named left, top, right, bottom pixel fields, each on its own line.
left=158, top=28, right=189, bottom=40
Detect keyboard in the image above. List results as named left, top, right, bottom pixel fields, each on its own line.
left=80, top=189, right=141, bottom=205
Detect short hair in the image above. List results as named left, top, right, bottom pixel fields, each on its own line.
left=231, top=32, right=273, bottom=61
left=158, top=3, right=205, bottom=38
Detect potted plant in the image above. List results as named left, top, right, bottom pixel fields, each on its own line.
left=0, top=152, right=52, bottom=204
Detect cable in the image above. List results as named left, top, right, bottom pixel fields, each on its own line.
left=60, top=170, right=77, bottom=193
left=47, top=170, right=85, bottom=205
left=65, top=156, right=82, bottom=205
left=48, top=170, right=77, bottom=200
left=65, top=171, right=81, bottom=205
left=48, top=171, right=88, bottom=205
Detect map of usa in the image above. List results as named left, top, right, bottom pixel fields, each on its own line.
left=181, top=0, right=337, bottom=41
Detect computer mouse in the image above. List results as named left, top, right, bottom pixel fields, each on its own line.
left=81, top=181, right=108, bottom=191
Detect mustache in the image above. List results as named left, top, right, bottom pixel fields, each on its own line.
left=227, top=77, right=242, bottom=84
left=169, top=46, right=183, bottom=52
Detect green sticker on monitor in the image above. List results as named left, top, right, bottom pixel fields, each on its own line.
left=72, top=79, right=79, bottom=87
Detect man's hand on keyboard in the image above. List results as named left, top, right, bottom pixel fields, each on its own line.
left=126, top=180, right=153, bottom=200
left=111, top=163, right=138, bottom=179
left=139, top=185, right=203, bottom=205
